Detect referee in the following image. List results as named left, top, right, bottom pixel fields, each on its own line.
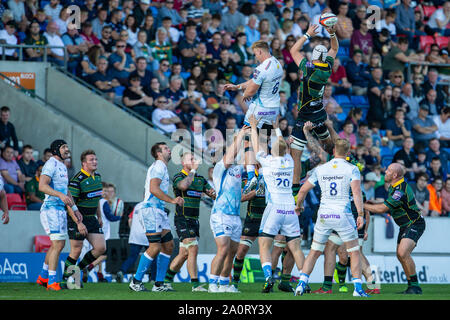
left=61, top=150, right=106, bottom=288
left=163, top=152, right=215, bottom=291
left=364, top=163, right=426, bottom=294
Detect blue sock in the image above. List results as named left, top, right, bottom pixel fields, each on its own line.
left=209, top=274, right=219, bottom=284
left=247, top=170, right=255, bottom=181
left=40, top=263, right=49, bottom=279
left=352, top=278, right=363, bottom=291
left=156, top=253, right=171, bottom=283
left=134, top=252, right=153, bottom=282
left=48, top=270, right=57, bottom=285
left=219, top=276, right=230, bottom=286
left=262, top=263, right=272, bottom=279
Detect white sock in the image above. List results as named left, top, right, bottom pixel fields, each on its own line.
left=246, top=165, right=255, bottom=174
left=43, top=263, right=49, bottom=271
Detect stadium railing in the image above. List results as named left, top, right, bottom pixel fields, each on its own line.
left=407, top=61, right=450, bottom=84
left=0, top=44, right=69, bottom=69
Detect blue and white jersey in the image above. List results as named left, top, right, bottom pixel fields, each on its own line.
left=143, top=160, right=170, bottom=210
left=256, top=151, right=295, bottom=205
left=211, top=160, right=244, bottom=216
left=41, top=157, right=69, bottom=209
left=308, top=158, right=360, bottom=214
left=0, top=175, right=4, bottom=191
left=252, top=56, right=283, bottom=109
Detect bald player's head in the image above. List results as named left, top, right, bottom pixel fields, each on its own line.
left=385, top=163, right=405, bottom=183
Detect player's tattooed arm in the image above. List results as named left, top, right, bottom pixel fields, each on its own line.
left=303, top=122, right=327, bottom=162
left=205, top=187, right=216, bottom=200
left=177, top=161, right=199, bottom=191
left=241, top=190, right=256, bottom=202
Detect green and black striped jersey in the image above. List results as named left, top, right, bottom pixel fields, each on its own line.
left=173, top=170, right=212, bottom=219
left=384, top=178, right=422, bottom=228
left=246, top=191, right=266, bottom=221
left=297, top=56, right=334, bottom=121
left=69, top=169, right=102, bottom=216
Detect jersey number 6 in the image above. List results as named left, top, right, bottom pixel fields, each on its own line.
left=272, top=81, right=280, bottom=95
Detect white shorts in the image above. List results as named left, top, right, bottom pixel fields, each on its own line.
left=243, top=103, right=279, bottom=129
left=138, top=206, right=171, bottom=234
left=329, top=233, right=365, bottom=248
left=210, top=213, right=242, bottom=243
left=313, top=211, right=358, bottom=244
left=259, top=203, right=301, bottom=238
left=40, top=206, right=67, bottom=241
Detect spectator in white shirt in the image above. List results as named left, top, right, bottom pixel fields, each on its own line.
left=43, top=20, right=65, bottom=66
left=434, top=107, right=450, bottom=148
left=44, top=0, right=62, bottom=21
left=152, top=95, right=182, bottom=135
left=0, top=21, right=18, bottom=60
left=7, top=0, right=25, bottom=23
left=427, top=1, right=450, bottom=36
left=376, top=9, right=397, bottom=37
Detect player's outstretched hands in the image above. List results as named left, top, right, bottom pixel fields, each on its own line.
left=60, top=193, right=73, bottom=206
left=356, top=216, right=364, bottom=230
left=77, top=222, right=88, bottom=236
left=248, top=114, right=262, bottom=129
left=303, top=121, right=314, bottom=132
left=326, top=24, right=337, bottom=35
left=224, top=83, right=238, bottom=91
left=306, top=24, right=319, bottom=37
left=172, top=196, right=185, bottom=206
left=2, top=211, right=9, bottom=224
left=74, top=210, right=83, bottom=223
left=295, top=203, right=304, bottom=216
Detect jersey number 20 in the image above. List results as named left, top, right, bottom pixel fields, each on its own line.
left=276, top=178, right=290, bottom=187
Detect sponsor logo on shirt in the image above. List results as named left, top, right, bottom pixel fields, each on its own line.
left=320, top=214, right=341, bottom=219
left=322, top=175, right=344, bottom=181
left=187, top=190, right=202, bottom=197
left=87, top=190, right=103, bottom=198
left=392, top=190, right=403, bottom=201
left=276, top=209, right=295, bottom=215
left=257, top=111, right=277, bottom=116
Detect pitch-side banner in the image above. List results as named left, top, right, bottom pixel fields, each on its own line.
left=1, top=253, right=449, bottom=284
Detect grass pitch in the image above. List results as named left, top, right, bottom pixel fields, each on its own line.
left=1, top=282, right=450, bottom=300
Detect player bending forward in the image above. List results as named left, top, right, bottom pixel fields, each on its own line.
left=249, top=115, right=305, bottom=293
left=224, top=40, right=283, bottom=191
left=294, top=139, right=369, bottom=297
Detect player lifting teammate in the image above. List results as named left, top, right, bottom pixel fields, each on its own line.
left=289, top=24, right=338, bottom=197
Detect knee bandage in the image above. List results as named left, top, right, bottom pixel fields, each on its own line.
left=290, top=136, right=306, bottom=151
left=180, top=239, right=198, bottom=249
left=346, top=246, right=360, bottom=253
left=329, top=233, right=343, bottom=246
left=239, top=239, right=253, bottom=248
left=311, top=242, right=326, bottom=252
left=147, top=234, right=161, bottom=243
left=49, top=233, right=66, bottom=241
left=273, top=240, right=287, bottom=248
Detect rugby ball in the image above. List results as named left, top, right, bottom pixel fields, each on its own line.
left=319, top=13, right=338, bottom=28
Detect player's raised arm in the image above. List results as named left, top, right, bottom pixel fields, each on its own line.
left=223, top=126, right=250, bottom=169
left=296, top=180, right=315, bottom=215
left=290, top=24, right=319, bottom=67
left=249, top=114, right=263, bottom=154
left=326, top=25, right=339, bottom=59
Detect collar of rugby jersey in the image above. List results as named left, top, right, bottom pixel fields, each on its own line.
left=313, top=62, right=328, bottom=67
left=81, top=168, right=95, bottom=180
left=392, top=178, right=404, bottom=188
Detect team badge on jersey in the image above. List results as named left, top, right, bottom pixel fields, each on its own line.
left=253, top=69, right=260, bottom=80
left=392, top=190, right=403, bottom=200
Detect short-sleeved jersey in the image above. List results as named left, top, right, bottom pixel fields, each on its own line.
left=251, top=56, right=284, bottom=109
left=173, top=169, right=212, bottom=219
left=308, top=158, right=360, bottom=214
left=297, top=56, right=334, bottom=121
left=41, top=157, right=69, bottom=209
left=144, top=160, right=170, bottom=210
left=384, top=178, right=422, bottom=228
left=69, top=169, right=102, bottom=216
left=211, top=160, right=244, bottom=216
left=256, top=151, right=295, bottom=205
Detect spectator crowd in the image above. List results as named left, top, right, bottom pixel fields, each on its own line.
left=0, top=0, right=449, bottom=216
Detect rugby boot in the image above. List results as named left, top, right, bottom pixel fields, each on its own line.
left=312, top=287, right=332, bottom=294
left=294, top=280, right=306, bottom=296
left=47, top=282, right=62, bottom=291
left=403, top=286, right=422, bottom=294
left=366, top=288, right=380, bottom=294
left=261, top=276, right=275, bottom=293
left=129, top=277, right=149, bottom=292
left=278, top=281, right=294, bottom=293
left=338, top=284, right=349, bottom=292
left=353, top=289, right=370, bottom=297
left=36, top=275, right=48, bottom=288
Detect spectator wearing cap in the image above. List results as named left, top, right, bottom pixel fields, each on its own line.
left=157, top=0, right=184, bottom=27
left=164, top=76, right=185, bottom=110
left=422, top=69, right=446, bottom=109
left=386, top=108, right=411, bottom=148
left=411, top=172, right=430, bottom=216
left=426, top=138, right=450, bottom=168
left=427, top=1, right=450, bottom=37
left=427, top=177, right=444, bottom=216
left=220, top=0, right=246, bottom=33
left=382, top=37, right=424, bottom=75
left=152, top=95, right=182, bottom=134
left=89, top=57, right=120, bottom=101
left=0, top=21, right=18, bottom=60
left=346, top=50, right=371, bottom=96
left=123, top=74, right=154, bottom=120
left=363, top=172, right=380, bottom=201
left=134, top=0, right=152, bottom=27
left=0, top=146, right=26, bottom=195
left=434, top=107, right=450, bottom=148
left=254, top=0, right=279, bottom=34
left=108, top=39, right=136, bottom=86
left=179, top=22, right=199, bottom=71
left=17, top=145, right=36, bottom=182
left=350, top=19, right=373, bottom=62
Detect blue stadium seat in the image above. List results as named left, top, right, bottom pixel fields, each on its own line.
left=180, top=71, right=191, bottom=79
left=443, top=148, right=450, bottom=155
left=361, top=108, right=368, bottom=121
left=392, top=146, right=402, bottom=155
left=381, top=155, right=394, bottom=169
left=115, top=86, right=125, bottom=97
left=336, top=112, right=347, bottom=122
left=351, top=95, right=369, bottom=108
left=380, top=146, right=392, bottom=157
left=335, top=95, right=352, bottom=107
left=379, top=130, right=386, bottom=137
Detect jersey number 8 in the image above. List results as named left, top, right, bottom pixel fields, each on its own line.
left=330, top=182, right=338, bottom=196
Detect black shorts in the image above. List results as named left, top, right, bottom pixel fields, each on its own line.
left=68, top=215, right=103, bottom=241
left=397, top=218, right=426, bottom=245
left=174, top=215, right=200, bottom=241
left=242, top=216, right=262, bottom=237
left=290, top=117, right=330, bottom=151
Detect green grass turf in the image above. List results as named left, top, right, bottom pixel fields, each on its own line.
left=1, top=282, right=450, bottom=300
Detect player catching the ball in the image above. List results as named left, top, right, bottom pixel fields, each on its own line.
left=289, top=23, right=339, bottom=197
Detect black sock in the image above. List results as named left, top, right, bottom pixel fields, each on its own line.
left=336, top=262, right=347, bottom=284
left=323, top=276, right=333, bottom=291
left=233, top=258, right=244, bottom=283
left=191, top=278, right=200, bottom=288
left=63, top=256, right=78, bottom=280
left=164, top=268, right=177, bottom=283
left=410, top=274, right=419, bottom=287
left=78, top=251, right=97, bottom=270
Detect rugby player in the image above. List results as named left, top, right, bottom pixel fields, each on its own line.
left=208, top=126, right=249, bottom=293
left=294, top=139, right=369, bottom=297
left=36, top=139, right=83, bottom=291
left=61, top=150, right=107, bottom=288
left=364, top=163, right=426, bottom=294
left=289, top=24, right=338, bottom=197
left=249, top=114, right=305, bottom=293
left=224, top=40, right=283, bottom=191
left=129, top=142, right=184, bottom=292
left=163, top=152, right=216, bottom=292
left=0, top=176, right=9, bottom=224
